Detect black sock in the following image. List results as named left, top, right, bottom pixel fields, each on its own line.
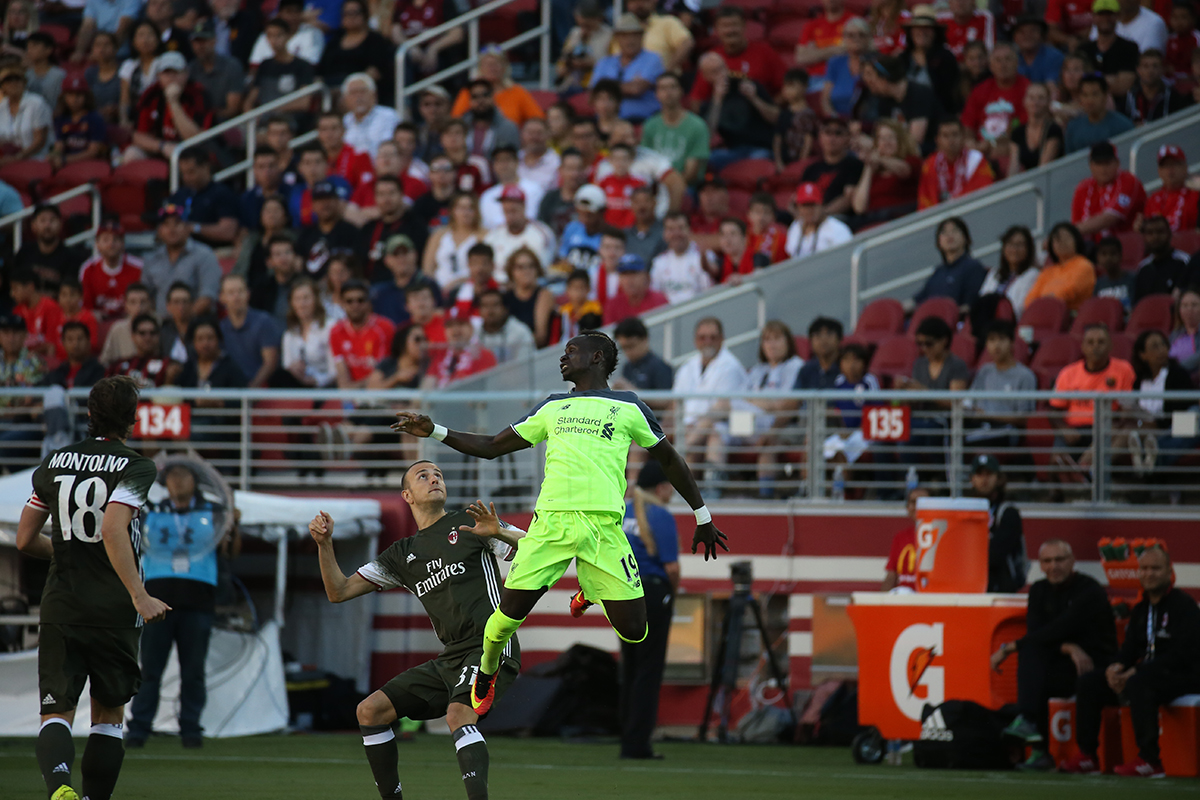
left=80, top=724, right=125, bottom=800
left=453, top=724, right=489, bottom=800
left=361, top=724, right=402, bottom=799
left=36, top=718, right=75, bottom=796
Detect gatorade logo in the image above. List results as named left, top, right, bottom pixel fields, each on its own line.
left=915, top=519, right=949, bottom=584
left=1051, top=709, right=1072, bottom=742
left=890, top=623, right=945, bottom=721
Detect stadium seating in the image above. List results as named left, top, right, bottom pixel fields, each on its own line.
left=1030, top=334, right=1082, bottom=389
left=720, top=158, right=776, bottom=191
left=1070, top=296, right=1125, bottom=337
left=869, top=335, right=919, bottom=385
left=793, top=334, right=811, bottom=359
left=950, top=331, right=977, bottom=368
left=908, top=297, right=959, bottom=335
left=768, top=19, right=808, bottom=50
left=1110, top=332, right=1134, bottom=361
left=853, top=298, right=906, bottom=345
left=1125, top=294, right=1174, bottom=336
left=1020, top=297, right=1069, bottom=341
left=0, top=160, right=51, bottom=194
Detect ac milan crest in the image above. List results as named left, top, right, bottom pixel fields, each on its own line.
left=448, top=531, right=458, bottom=544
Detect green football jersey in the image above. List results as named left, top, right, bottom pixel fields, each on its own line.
left=29, top=437, right=158, bottom=628
left=357, top=510, right=520, bottom=660
left=511, top=389, right=665, bottom=517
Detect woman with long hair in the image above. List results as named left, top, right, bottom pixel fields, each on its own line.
left=869, top=0, right=908, bottom=55
left=1051, top=51, right=1093, bottom=128
left=367, top=324, right=430, bottom=390
left=979, top=225, right=1041, bottom=317
left=321, top=254, right=360, bottom=321
left=50, top=79, right=106, bottom=169
left=501, top=247, right=556, bottom=347
left=744, top=320, right=805, bottom=498
left=1170, top=287, right=1200, bottom=373
left=1025, top=222, right=1095, bottom=312
left=423, top=191, right=484, bottom=292
left=900, top=9, right=961, bottom=113
left=1, top=0, right=36, bottom=58
left=118, top=21, right=162, bottom=127
left=1007, top=82, right=1063, bottom=175
left=274, top=278, right=337, bottom=388
left=317, top=0, right=396, bottom=104
left=958, top=40, right=990, bottom=102
left=236, top=195, right=293, bottom=289
left=546, top=101, right=575, bottom=153
left=850, top=119, right=922, bottom=228
left=85, top=32, right=121, bottom=123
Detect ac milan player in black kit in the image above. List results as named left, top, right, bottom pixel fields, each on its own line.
left=309, top=460, right=525, bottom=800
left=16, top=375, right=170, bottom=800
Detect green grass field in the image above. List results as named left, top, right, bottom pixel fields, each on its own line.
left=1, top=733, right=1196, bottom=799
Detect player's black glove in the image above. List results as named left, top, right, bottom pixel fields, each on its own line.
left=692, top=522, right=729, bottom=561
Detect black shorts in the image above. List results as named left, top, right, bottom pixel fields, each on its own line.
left=38, top=623, right=142, bottom=714
left=380, top=647, right=519, bottom=721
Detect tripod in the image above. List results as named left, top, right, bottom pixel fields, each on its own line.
left=698, top=562, right=795, bottom=742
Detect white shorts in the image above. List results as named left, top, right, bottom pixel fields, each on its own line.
left=823, top=430, right=869, bottom=464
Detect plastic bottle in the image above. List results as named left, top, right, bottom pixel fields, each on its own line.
left=886, top=739, right=902, bottom=766
left=832, top=465, right=845, bottom=502
left=905, top=466, right=919, bottom=495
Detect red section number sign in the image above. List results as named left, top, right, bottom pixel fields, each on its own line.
left=135, top=403, right=191, bottom=439
left=862, top=405, right=911, bottom=442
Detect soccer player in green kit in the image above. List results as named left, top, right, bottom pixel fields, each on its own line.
left=392, top=330, right=728, bottom=718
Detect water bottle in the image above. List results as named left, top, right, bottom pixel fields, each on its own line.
left=905, top=466, right=919, bottom=495
left=886, top=739, right=902, bottom=766
left=831, top=465, right=845, bottom=502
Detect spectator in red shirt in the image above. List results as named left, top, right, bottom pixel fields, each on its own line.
left=794, top=0, right=854, bottom=80
left=1071, top=141, right=1146, bottom=241
left=850, top=119, right=922, bottom=228
left=870, top=0, right=910, bottom=55
left=125, top=51, right=213, bottom=163
left=1045, top=0, right=1094, bottom=50
left=598, top=144, right=647, bottom=228
left=939, top=0, right=995, bottom=60
left=918, top=116, right=995, bottom=209
left=330, top=279, right=397, bottom=388
left=54, top=279, right=99, bottom=362
left=602, top=253, right=669, bottom=325
left=712, top=218, right=764, bottom=285
left=449, top=243, right=501, bottom=320
left=688, top=6, right=785, bottom=107
left=689, top=176, right=731, bottom=235
left=440, top=118, right=490, bottom=193
left=317, top=111, right=375, bottom=192
left=428, top=311, right=497, bottom=387
left=9, top=269, right=63, bottom=363
left=882, top=487, right=931, bottom=590
left=961, top=42, right=1030, bottom=153
left=1165, top=1, right=1200, bottom=81
left=79, top=221, right=143, bottom=320
left=1144, top=144, right=1198, bottom=232
left=745, top=193, right=789, bottom=264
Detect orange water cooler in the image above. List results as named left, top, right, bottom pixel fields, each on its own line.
left=913, top=497, right=990, bottom=593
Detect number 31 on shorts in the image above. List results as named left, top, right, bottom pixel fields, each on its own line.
left=457, top=665, right=479, bottom=688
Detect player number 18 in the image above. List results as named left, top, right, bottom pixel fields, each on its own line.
left=52, top=474, right=107, bottom=543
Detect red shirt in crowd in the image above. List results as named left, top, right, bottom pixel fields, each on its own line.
left=718, top=248, right=758, bottom=282
left=419, top=314, right=448, bottom=344
left=797, top=11, right=853, bottom=76
left=328, top=144, right=375, bottom=191
left=872, top=13, right=909, bottom=55
left=599, top=173, right=646, bottom=228
left=1044, top=0, right=1092, bottom=38
left=55, top=308, right=100, bottom=361
left=961, top=75, right=1031, bottom=138
left=918, top=149, right=995, bottom=209
left=601, top=287, right=669, bottom=326
left=135, top=82, right=213, bottom=142
left=79, top=254, right=143, bottom=318
left=746, top=223, right=789, bottom=264
left=886, top=526, right=919, bottom=590
left=350, top=173, right=429, bottom=209
left=329, top=314, right=397, bottom=382
left=1166, top=30, right=1200, bottom=81
left=869, top=155, right=923, bottom=209
left=689, top=210, right=724, bottom=235
left=938, top=10, right=996, bottom=60
left=1145, top=186, right=1200, bottom=232
left=106, top=355, right=176, bottom=388
left=428, top=343, right=497, bottom=388
left=689, top=41, right=786, bottom=103
left=393, top=0, right=442, bottom=38
left=14, top=295, right=64, bottom=355
left=1071, top=170, right=1147, bottom=240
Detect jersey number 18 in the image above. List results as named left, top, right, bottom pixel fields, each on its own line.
left=53, top=474, right=108, bottom=543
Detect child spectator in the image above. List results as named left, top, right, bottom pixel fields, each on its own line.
left=745, top=193, right=789, bottom=265
left=49, top=75, right=106, bottom=169
left=1093, top=236, right=1135, bottom=311
left=54, top=279, right=99, bottom=362
left=1165, top=0, right=1199, bottom=82
left=710, top=218, right=763, bottom=285
left=774, top=68, right=817, bottom=171
left=599, top=143, right=647, bottom=228
left=553, top=269, right=604, bottom=343
left=822, top=342, right=881, bottom=467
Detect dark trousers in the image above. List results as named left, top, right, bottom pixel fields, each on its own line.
left=1077, top=662, right=1200, bottom=763
left=1017, top=642, right=1083, bottom=741
left=128, top=609, right=214, bottom=739
left=619, top=575, right=674, bottom=758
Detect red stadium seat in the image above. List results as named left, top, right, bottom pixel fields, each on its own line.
left=252, top=399, right=315, bottom=462
left=909, top=297, right=959, bottom=335
left=745, top=21, right=767, bottom=40
left=724, top=0, right=774, bottom=15
left=771, top=0, right=821, bottom=23
left=1030, top=334, right=1082, bottom=389
left=1110, top=332, right=1134, bottom=362
left=793, top=334, right=811, bottom=360
left=1117, top=231, right=1144, bottom=270
left=57, top=193, right=91, bottom=220
left=39, top=23, right=73, bottom=60
left=951, top=331, right=977, bottom=368
left=1019, top=296, right=1068, bottom=341
left=976, top=334, right=1031, bottom=366
left=1125, top=294, right=1174, bottom=337
left=111, top=160, right=168, bottom=184
left=100, top=180, right=151, bottom=232
left=54, top=159, right=112, bottom=184
left=845, top=0, right=872, bottom=13
left=529, top=90, right=557, bottom=112
left=727, top=188, right=752, bottom=217
left=1070, top=296, right=1125, bottom=338
left=853, top=298, right=906, bottom=345
left=992, top=295, right=1016, bottom=322
left=768, top=18, right=808, bottom=49
left=719, top=158, right=777, bottom=191
left=771, top=156, right=819, bottom=191
left=567, top=92, right=592, bottom=118
left=869, top=335, right=919, bottom=385
left=1173, top=229, right=1200, bottom=254
left=0, top=159, right=51, bottom=193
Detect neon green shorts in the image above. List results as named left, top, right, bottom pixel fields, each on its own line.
left=505, top=510, right=644, bottom=602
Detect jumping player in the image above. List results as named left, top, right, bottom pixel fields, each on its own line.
left=392, top=330, right=727, bottom=717
left=16, top=375, right=168, bottom=800
left=308, top=461, right=524, bottom=800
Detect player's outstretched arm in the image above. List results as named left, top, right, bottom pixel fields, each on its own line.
left=102, top=503, right=171, bottom=623
left=392, top=411, right=529, bottom=460
left=648, top=437, right=729, bottom=561
left=458, top=501, right=526, bottom=549
left=16, top=505, right=53, bottom=560
left=310, top=511, right=376, bottom=603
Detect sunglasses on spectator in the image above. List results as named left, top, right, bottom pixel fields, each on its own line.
left=915, top=337, right=935, bottom=349
left=470, top=92, right=491, bottom=99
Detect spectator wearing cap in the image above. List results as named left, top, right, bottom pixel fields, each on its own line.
left=125, top=51, right=214, bottom=164
left=79, top=220, right=143, bottom=320
left=186, top=19, right=244, bottom=124
left=591, top=13, right=664, bottom=123
left=316, top=0, right=395, bottom=104
left=1080, top=3, right=1140, bottom=99
left=1119, top=48, right=1193, bottom=125
left=428, top=309, right=498, bottom=387
left=168, top=149, right=241, bottom=248
left=1145, top=144, right=1198, bottom=231
left=297, top=180, right=367, bottom=279
left=371, top=234, right=442, bottom=327
left=1071, top=141, right=1146, bottom=240
left=23, top=31, right=64, bottom=111
left=911, top=217, right=987, bottom=310
left=1134, top=214, right=1196, bottom=303
left=604, top=254, right=669, bottom=325
left=73, top=0, right=141, bottom=65
left=801, top=118, right=864, bottom=218
left=613, top=317, right=673, bottom=390
left=13, top=204, right=87, bottom=291
left=49, top=74, right=107, bottom=170
left=1027, top=222, right=1097, bottom=312
left=484, top=183, right=557, bottom=273
left=41, top=319, right=105, bottom=389
left=217, top=274, right=281, bottom=389
left=330, top=277, right=396, bottom=389
left=359, top=175, right=428, bottom=281
left=479, top=146, right=545, bottom=231
left=555, top=183, right=610, bottom=276
left=697, top=48, right=779, bottom=174
left=651, top=212, right=712, bottom=305
left=1094, top=0, right=1168, bottom=54
left=342, top=72, right=400, bottom=159
left=689, top=7, right=786, bottom=108
left=243, top=17, right=318, bottom=120
left=1013, top=16, right=1064, bottom=83
left=142, top=203, right=223, bottom=317
left=0, top=64, right=51, bottom=162
left=7, top=269, right=63, bottom=362
left=477, top=288, right=535, bottom=364
left=918, top=117, right=995, bottom=209
left=785, top=183, right=853, bottom=259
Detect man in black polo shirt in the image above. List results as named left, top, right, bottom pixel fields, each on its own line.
left=1133, top=214, right=1197, bottom=303
left=13, top=205, right=86, bottom=290
left=363, top=176, right=428, bottom=282
left=794, top=316, right=843, bottom=389
left=800, top=118, right=863, bottom=218
left=1080, top=0, right=1139, bottom=97
left=168, top=149, right=240, bottom=247
left=297, top=180, right=367, bottom=279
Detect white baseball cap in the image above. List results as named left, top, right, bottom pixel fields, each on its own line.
left=574, top=184, right=607, bottom=210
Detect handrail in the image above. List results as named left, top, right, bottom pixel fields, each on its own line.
left=394, top=0, right=551, bottom=114
left=848, top=182, right=1044, bottom=327
left=1128, top=105, right=1200, bottom=176
left=0, top=182, right=102, bottom=251
left=168, top=82, right=331, bottom=192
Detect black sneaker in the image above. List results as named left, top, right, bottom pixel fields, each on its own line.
left=181, top=736, right=203, bottom=749
left=1017, top=750, right=1055, bottom=771
left=1001, top=715, right=1043, bottom=744
left=124, top=736, right=146, bottom=749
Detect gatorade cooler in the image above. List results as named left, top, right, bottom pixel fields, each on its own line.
left=1047, top=698, right=1123, bottom=773
left=1119, top=695, right=1200, bottom=777
left=913, top=497, right=989, bottom=593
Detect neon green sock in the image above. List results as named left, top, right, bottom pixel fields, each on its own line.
left=481, top=608, right=523, bottom=674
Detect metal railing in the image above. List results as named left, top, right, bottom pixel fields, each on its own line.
left=4, top=388, right=1200, bottom=511
left=394, top=0, right=552, bottom=114
left=0, top=182, right=102, bottom=251
left=168, top=82, right=332, bottom=193
left=658, top=283, right=767, bottom=365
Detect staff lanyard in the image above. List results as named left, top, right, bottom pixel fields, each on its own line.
left=1146, top=603, right=1157, bottom=662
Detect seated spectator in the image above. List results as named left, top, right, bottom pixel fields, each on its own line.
left=391, top=122, right=432, bottom=188
left=448, top=243, right=501, bottom=321
left=428, top=310, right=498, bottom=387
left=1144, top=144, right=1198, bottom=231
left=590, top=78, right=623, bottom=144
left=1119, top=48, right=1192, bottom=125
left=966, top=320, right=1038, bottom=440
left=554, top=183, right=608, bottom=279
left=239, top=151, right=285, bottom=243
left=870, top=0, right=910, bottom=55
left=0, top=313, right=45, bottom=456
left=861, top=54, right=942, bottom=155
left=339, top=74, right=399, bottom=161
left=913, top=217, right=987, bottom=310
left=1111, top=0, right=1169, bottom=53
left=1125, top=328, right=1195, bottom=475
left=178, top=315, right=247, bottom=391
left=643, top=71, right=710, bottom=187
left=479, top=146, right=544, bottom=231
left=160, top=281, right=195, bottom=364
left=53, top=280, right=98, bottom=363
left=689, top=175, right=730, bottom=236
left=250, top=0, right=325, bottom=70
left=1052, top=52, right=1091, bottom=129
left=598, top=119, right=684, bottom=217
left=1006, top=83, right=1064, bottom=175
left=689, top=7, right=785, bottom=110
left=14, top=204, right=87, bottom=291
left=989, top=540, right=1116, bottom=765
left=624, top=186, right=666, bottom=265
left=882, top=487, right=931, bottom=590
left=331, top=278, right=396, bottom=389
left=72, top=0, right=136, bottom=64
left=597, top=229, right=626, bottom=305
left=901, top=8, right=961, bottom=115
left=940, top=0, right=995, bottom=59
left=711, top=218, right=765, bottom=285
left=1060, top=546, right=1200, bottom=778
left=651, top=213, right=712, bottom=305
left=744, top=321, right=805, bottom=498
left=1170, top=287, right=1200, bottom=372
left=242, top=18, right=318, bottom=121
left=355, top=176, right=427, bottom=279
left=168, top=150, right=241, bottom=248
left=570, top=117, right=605, bottom=181
left=605, top=253, right=669, bottom=325
left=449, top=45, right=544, bottom=129
left=786, top=183, right=853, bottom=259
left=961, top=43, right=1029, bottom=155
left=484, top=185, right=557, bottom=273
left=0, top=63, right=50, bottom=164
left=477, top=288, right=535, bottom=364
left=1165, top=0, right=1199, bottom=82
left=8, top=269, right=63, bottom=362
left=1064, top=74, right=1134, bottom=153
left=555, top=0, right=612, bottom=94
left=242, top=200, right=294, bottom=300
left=501, top=248, right=556, bottom=347
left=1081, top=1, right=1140, bottom=96
left=142, top=204, right=224, bottom=317
left=613, top=316, right=674, bottom=391
left=459, top=78, right=522, bottom=160
left=411, top=153, right=459, bottom=234
left=545, top=101, right=573, bottom=154
left=518, top=118, right=561, bottom=194
left=822, top=341, right=881, bottom=472
left=125, top=52, right=212, bottom=164
left=796, top=316, right=844, bottom=390
left=743, top=194, right=788, bottom=265
left=317, top=0, right=395, bottom=106
left=803, top=118, right=864, bottom=217
left=917, top=117, right=994, bottom=209
left=958, top=40, right=992, bottom=100
left=187, top=20, right=244, bottom=124
left=696, top=51, right=778, bottom=172
left=624, top=0, right=693, bottom=70
left=106, top=313, right=180, bottom=387
left=1028, top=222, right=1097, bottom=312
left=218, top=275, right=280, bottom=389
left=850, top=119, right=922, bottom=228
left=40, top=321, right=104, bottom=389
left=413, top=87, right=451, bottom=162
left=1093, top=236, right=1136, bottom=311
left=117, top=21, right=163, bottom=127
left=551, top=270, right=603, bottom=344
left=1133, top=214, right=1195, bottom=303
left=674, top=317, right=749, bottom=487
left=1045, top=0, right=1094, bottom=51
left=370, top=235, right=441, bottom=327
left=597, top=144, right=646, bottom=229
left=99, top=283, right=152, bottom=366
left=1014, top=16, right=1064, bottom=84
left=773, top=69, right=816, bottom=173
left=1071, top=141, right=1146, bottom=240
left=537, top=147, right=587, bottom=237
left=405, top=282, right=447, bottom=344
left=794, top=0, right=854, bottom=82
left=366, top=324, right=430, bottom=391
left=316, top=112, right=374, bottom=193
left=249, top=236, right=300, bottom=324
left=1049, top=322, right=1135, bottom=470
left=440, top=118, right=491, bottom=191
left=822, top=17, right=871, bottom=118
left=49, top=76, right=106, bottom=170
left=424, top=191, right=484, bottom=293
left=900, top=316, right=971, bottom=392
